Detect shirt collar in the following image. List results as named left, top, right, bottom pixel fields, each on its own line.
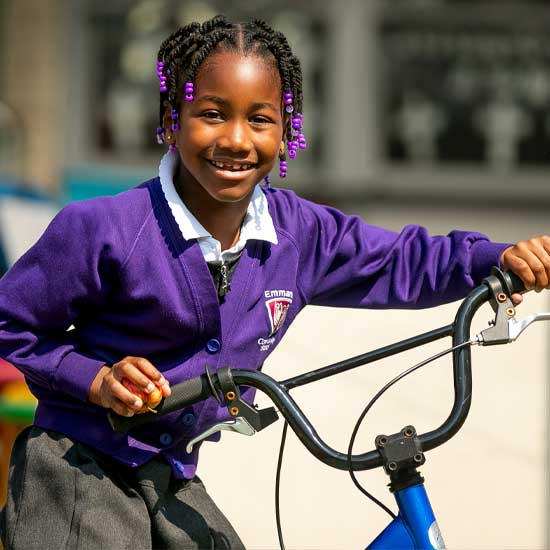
left=158, top=150, right=278, bottom=247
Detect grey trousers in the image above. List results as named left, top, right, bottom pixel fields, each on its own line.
left=0, top=426, right=245, bottom=550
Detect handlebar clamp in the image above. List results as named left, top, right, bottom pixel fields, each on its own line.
left=375, top=425, right=425, bottom=491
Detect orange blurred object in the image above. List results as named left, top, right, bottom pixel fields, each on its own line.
left=0, top=359, right=36, bottom=506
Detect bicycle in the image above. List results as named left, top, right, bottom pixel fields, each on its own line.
left=109, top=267, right=549, bottom=549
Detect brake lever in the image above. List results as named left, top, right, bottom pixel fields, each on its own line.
left=475, top=312, right=550, bottom=345
left=186, top=417, right=256, bottom=454
left=507, top=313, right=550, bottom=341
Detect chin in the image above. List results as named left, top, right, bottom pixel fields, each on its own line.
left=206, top=182, right=258, bottom=204
left=210, top=190, right=253, bottom=204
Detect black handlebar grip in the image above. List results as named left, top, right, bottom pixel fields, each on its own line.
left=168, top=374, right=214, bottom=409
left=502, top=270, right=526, bottom=295
left=490, top=266, right=526, bottom=296
left=108, top=374, right=214, bottom=433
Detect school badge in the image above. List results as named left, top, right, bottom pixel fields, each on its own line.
left=264, top=290, right=293, bottom=336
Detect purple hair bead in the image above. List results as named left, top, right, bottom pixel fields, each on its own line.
left=168, top=144, right=177, bottom=152
left=279, top=160, right=287, bottom=178
left=171, top=123, right=180, bottom=131
left=184, top=82, right=194, bottom=101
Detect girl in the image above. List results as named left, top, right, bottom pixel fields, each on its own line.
left=0, top=14, right=549, bottom=550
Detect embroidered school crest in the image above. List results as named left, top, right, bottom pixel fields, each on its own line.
left=264, top=290, right=293, bottom=336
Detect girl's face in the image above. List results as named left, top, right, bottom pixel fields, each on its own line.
left=170, top=50, right=284, bottom=205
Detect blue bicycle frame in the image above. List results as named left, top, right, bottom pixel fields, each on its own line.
left=369, top=482, right=444, bottom=549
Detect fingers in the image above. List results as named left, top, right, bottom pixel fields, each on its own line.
left=103, top=372, right=144, bottom=416
left=98, top=357, right=170, bottom=416
left=112, top=356, right=171, bottom=397
left=501, top=236, right=550, bottom=293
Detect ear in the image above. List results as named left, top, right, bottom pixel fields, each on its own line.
left=162, top=101, right=177, bottom=143
left=279, top=140, right=285, bottom=157
left=162, top=101, right=173, bottom=131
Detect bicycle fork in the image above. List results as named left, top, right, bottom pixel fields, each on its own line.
left=367, top=426, right=446, bottom=550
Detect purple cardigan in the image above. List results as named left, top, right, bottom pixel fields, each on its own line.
left=0, top=179, right=508, bottom=478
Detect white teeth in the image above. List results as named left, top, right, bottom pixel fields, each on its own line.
left=210, top=160, right=252, bottom=171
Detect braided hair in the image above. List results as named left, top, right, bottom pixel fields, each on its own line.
left=155, top=15, right=305, bottom=160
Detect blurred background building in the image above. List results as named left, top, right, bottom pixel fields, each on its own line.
left=1, top=0, right=550, bottom=202
left=0, top=0, right=549, bottom=548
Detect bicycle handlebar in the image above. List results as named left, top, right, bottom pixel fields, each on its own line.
left=109, top=270, right=526, bottom=471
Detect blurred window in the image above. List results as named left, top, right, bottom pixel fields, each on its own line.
left=0, top=102, right=23, bottom=180
left=379, top=2, right=550, bottom=171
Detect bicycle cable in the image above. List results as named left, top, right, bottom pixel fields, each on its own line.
left=275, top=420, right=288, bottom=550
left=346, top=338, right=476, bottom=518
left=274, top=338, right=476, bottom=547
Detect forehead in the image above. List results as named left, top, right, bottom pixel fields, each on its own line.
left=194, top=51, right=282, bottom=103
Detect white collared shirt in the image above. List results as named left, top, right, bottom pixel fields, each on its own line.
left=159, top=150, right=278, bottom=264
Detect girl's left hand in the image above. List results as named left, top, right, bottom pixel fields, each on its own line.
left=500, top=235, right=550, bottom=304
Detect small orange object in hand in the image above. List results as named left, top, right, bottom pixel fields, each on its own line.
left=122, top=378, right=163, bottom=414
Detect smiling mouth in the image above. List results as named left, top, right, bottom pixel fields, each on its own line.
left=206, top=159, right=257, bottom=172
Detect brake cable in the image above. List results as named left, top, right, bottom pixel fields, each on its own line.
left=273, top=338, right=477, bottom=548
left=346, top=339, right=477, bottom=517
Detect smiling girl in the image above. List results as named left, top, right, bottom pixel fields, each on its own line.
left=0, top=14, right=549, bottom=550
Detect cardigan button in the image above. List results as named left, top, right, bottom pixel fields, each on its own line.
left=180, top=412, right=196, bottom=426
left=206, top=338, right=221, bottom=353
left=159, top=433, right=173, bottom=446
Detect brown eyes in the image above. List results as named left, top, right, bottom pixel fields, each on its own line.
left=202, top=111, right=222, bottom=119
left=200, top=111, right=273, bottom=125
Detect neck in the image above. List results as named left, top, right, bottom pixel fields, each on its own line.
left=175, top=172, right=251, bottom=252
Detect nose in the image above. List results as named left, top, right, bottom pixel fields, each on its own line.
left=217, top=119, right=253, bottom=154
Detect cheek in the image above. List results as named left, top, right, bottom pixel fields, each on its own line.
left=179, top=116, right=214, bottom=143
left=257, top=131, right=283, bottom=156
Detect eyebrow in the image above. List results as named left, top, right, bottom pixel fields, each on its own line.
left=198, top=95, right=278, bottom=112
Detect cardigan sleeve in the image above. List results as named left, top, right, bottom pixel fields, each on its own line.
left=295, top=199, right=510, bottom=309
left=0, top=202, right=117, bottom=402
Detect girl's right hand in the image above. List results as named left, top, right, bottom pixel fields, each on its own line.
left=88, top=357, right=171, bottom=416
